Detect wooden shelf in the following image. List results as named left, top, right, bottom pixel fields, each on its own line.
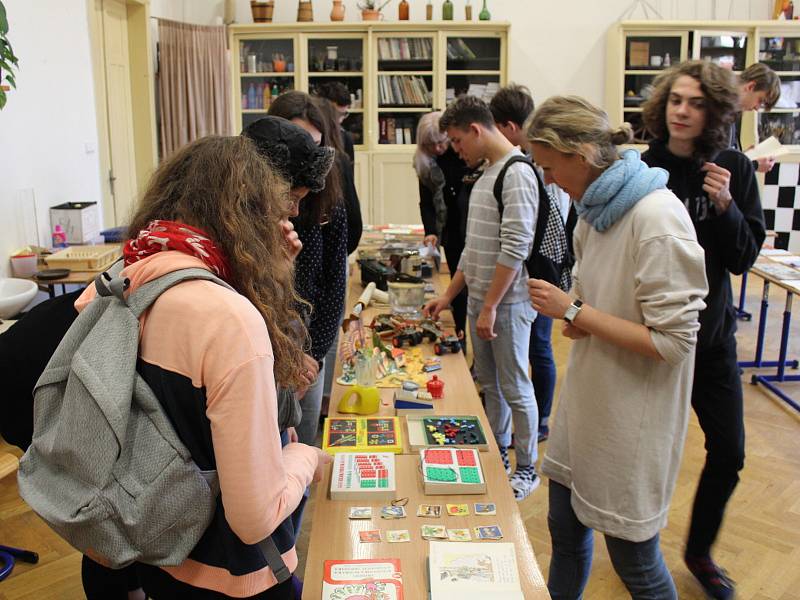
left=445, top=70, right=501, bottom=76
left=624, top=69, right=668, bottom=74
left=760, top=108, right=800, bottom=113
left=242, top=109, right=270, bottom=114
left=378, top=107, right=432, bottom=112
left=240, top=72, right=295, bottom=78
left=308, top=71, right=364, bottom=77
left=377, top=70, right=433, bottom=76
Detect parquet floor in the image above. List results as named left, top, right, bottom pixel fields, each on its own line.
left=1, top=273, right=799, bottom=599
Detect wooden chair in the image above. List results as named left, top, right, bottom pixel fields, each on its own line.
left=0, top=452, right=38, bottom=581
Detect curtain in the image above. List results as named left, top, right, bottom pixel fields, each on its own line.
left=157, top=19, right=231, bottom=159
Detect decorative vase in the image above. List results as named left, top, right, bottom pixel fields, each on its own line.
left=426, top=0, right=433, bottom=20
left=297, top=0, right=314, bottom=22
left=479, top=0, right=491, bottom=20
left=250, top=0, right=274, bottom=23
left=361, top=8, right=381, bottom=20
left=465, top=0, right=473, bottom=20
left=399, top=0, right=410, bottom=20
left=442, top=0, right=454, bottom=20
left=330, top=0, right=345, bottom=21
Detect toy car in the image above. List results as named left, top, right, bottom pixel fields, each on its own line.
left=419, top=319, right=443, bottom=343
left=370, top=313, right=398, bottom=334
left=392, top=326, right=423, bottom=347
left=433, top=331, right=463, bottom=355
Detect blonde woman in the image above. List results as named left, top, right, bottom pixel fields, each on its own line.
left=414, top=111, right=469, bottom=341
left=526, top=96, right=708, bottom=599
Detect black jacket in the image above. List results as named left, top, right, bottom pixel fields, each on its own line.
left=418, top=147, right=469, bottom=250
left=0, top=290, right=81, bottom=451
left=643, top=140, right=766, bottom=351
left=338, top=153, right=363, bottom=254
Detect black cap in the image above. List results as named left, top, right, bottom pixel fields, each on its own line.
left=242, top=116, right=335, bottom=193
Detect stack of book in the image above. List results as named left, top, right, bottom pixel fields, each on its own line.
left=447, top=38, right=477, bottom=60
left=379, top=75, right=431, bottom=106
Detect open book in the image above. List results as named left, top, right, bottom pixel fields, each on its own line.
left=745, top=136, right=792, bottom=160
left=429, top=541, right=523, bottom=600
left=323, top=558, right=404, bottom=599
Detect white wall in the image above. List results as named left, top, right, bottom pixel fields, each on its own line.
left=174, top=0, right=770, bottom=107
left=0, top=0, right=103, bottom=278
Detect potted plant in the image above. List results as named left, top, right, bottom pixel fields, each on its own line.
left=0, top=0, right=19, bottom=109
left=358, top=0, right=392, bottom=20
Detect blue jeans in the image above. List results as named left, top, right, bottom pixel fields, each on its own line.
left=468, top=298, right=537, bottom=467
left=547, top=481, right=677, bottom=600
left=529, top=314, right=556, bottom=428
left=296, top=358, right=325, bottom=446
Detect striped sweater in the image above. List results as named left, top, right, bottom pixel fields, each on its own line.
left=457, top=148, right=538, bottom=305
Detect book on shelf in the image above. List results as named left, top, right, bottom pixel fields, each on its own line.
left=379, top=75, right=431, bottom=106
left=379, top=116, right=417, bottom=144
left=428, top=541, right=523, bottom=600
left=447, top=38, right=478, bottom=60
left=323, top=558, right=404, bottom=600
left=379, top=37, right=433, bottom=61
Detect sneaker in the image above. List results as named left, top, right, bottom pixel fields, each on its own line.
left=499, top=446, right=512, bottom=476
left=685, top=554, right=735, bottom=600
left=510, top=466, right=541, bottom=501
left=538, top=425, right=549, bottom=443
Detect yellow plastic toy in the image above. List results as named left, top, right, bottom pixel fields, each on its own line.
left=337, top=384, right=381, bottom=415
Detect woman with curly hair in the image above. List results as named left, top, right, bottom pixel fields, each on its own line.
left=641, top=60, right=766, bottom=600
left=75, top=135, right=331, bottom=598
left=526, top=96, right=708, bottom=599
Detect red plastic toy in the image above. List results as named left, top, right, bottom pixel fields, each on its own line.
left=426, top=374, right=444, bottom=399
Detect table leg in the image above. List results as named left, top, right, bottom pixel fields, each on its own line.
left=751, top=291, right=800, bottom=413
left=736, top=270, right=752, bottom=321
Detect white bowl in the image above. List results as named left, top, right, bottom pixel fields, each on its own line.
left=0, top=278, right=39, bottom=319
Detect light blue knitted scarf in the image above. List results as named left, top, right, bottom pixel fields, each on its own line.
left=576, top=149, right=668, bottom=232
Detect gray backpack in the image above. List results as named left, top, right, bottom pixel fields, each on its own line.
left=18, top=267, right=291, bottom=581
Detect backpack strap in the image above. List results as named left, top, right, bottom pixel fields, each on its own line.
left=257, top=538, right=292, bottom=583
left=492, top=154, right=538, bottom=217
left=492, top=154, right=552, bottom=251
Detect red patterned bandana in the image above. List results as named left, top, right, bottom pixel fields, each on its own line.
left=123, top=220, right=232, bottom=282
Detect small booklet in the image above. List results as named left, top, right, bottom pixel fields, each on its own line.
left=428, top=541, right=523, bottom=600
left=745, top=136, right=791, bottom=160
left=323, top=558, right=404, bottom=599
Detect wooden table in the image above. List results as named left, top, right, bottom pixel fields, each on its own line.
left=31, top=271, right=98, bottom=298
left=302, top=265, right=549, bottom=598
left=738, top=253, right=800, bottom=413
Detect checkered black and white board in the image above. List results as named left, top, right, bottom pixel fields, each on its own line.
left=763, top=162, right=800, bottom=252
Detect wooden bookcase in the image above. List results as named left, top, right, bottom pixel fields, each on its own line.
left=229, top=21, right=509, bottom=225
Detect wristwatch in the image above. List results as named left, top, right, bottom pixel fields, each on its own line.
left=563, top=299, right=583, bottom=324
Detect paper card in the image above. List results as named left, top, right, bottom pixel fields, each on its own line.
left=386, top=529, right=411, bottom=543
left=359, top=529, right=382, bottom=543
left=474, top=525, right=503, bottom=540
left=446, top=503, right=469, bottom=517
left=417, top=504, right=442, bottom=518
left=447, top=528, right=472, bottom=541
left=474, top=502, right=497, bottom=515
left=381, top=505, right=407, bottom=519
left=421, top=524, right=448, bottom=540
left=349, top=506, right=373, bottom=520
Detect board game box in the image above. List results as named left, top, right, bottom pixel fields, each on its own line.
left=420, top=448, right=486, bottom=495
left=406, top=415, right=489, bottom=451
left=323, top=417, right=404, bottom=454
left=330, top=453, right=397, bottom=500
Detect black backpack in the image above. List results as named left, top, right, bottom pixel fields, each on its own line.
left=493, top=155, right=573, bottom=291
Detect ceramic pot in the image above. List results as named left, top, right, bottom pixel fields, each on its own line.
left=330, top=0, right=345, bottom=21
left=297, top=0, right=314, bottom=22
left=361, top=8, right=381, bottom=20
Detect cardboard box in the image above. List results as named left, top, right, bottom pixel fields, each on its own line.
left=49, top=202, right=100, bottom=244
left=629, top=41, right=650, bottom=67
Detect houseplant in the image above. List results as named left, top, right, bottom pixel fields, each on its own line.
left=358, top=0, right=392, bottom=21
left=0, top=0, right=19, bottom=109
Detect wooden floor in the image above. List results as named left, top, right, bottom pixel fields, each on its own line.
left=1, top=273, right=799, bottom=599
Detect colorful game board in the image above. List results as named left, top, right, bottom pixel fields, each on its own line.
left=330, top=452, right=397, bottom=501
left=420, top=448, right=486, bottom=495
left=323, top=417, right=404, bottom=454
left=406, top=415, right=489, bottom=451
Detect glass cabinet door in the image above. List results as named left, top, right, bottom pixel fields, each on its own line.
left=692, top=31, right=748, bottom=71
left=375, top=35, right=435, bottom=145
left=237, top=37, right=296, bottom=129
left=758, top=34, right=800, bottom=144
left=622, top=33, right=685, bottom=144
left=307, top=36, right=365, bottom=146
left=445, top=35, right=502, bottom=105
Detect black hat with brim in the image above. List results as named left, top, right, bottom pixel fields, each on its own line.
left=243, top=116, right=335, bottom=193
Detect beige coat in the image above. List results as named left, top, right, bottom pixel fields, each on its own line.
left=541, top=189, right=709, bottom=542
